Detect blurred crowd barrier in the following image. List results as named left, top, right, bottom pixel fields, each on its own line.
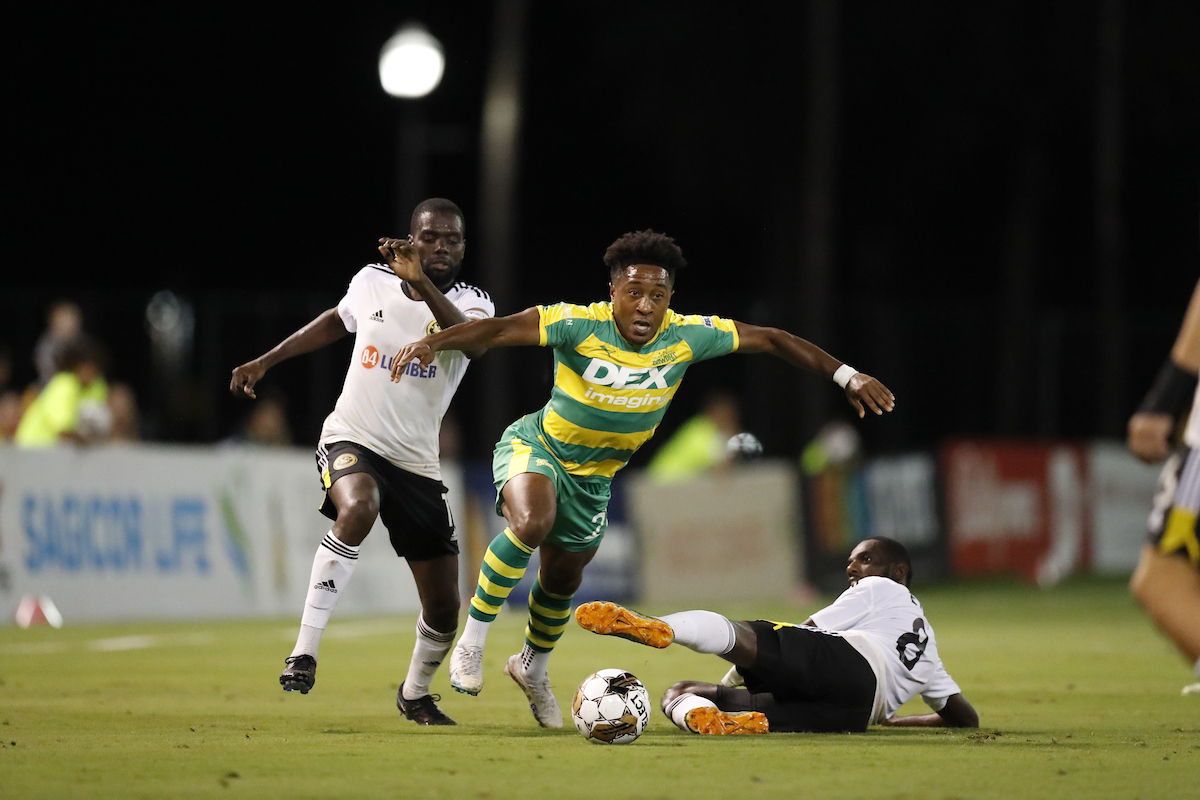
left=0, top=439, right=1161, bottom=624
left=0, top=445, right=455, bottom=624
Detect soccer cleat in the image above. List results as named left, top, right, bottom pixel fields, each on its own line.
left=504, top=654, right=563, bottom=728
left=573, top=601, right=674, bottom=649
left=448, top=643, right=484, bottom=695
left=719, top=665, right=745, bottom=688
left=1182, top=682, right=1200, bottom=696
left=396, top=684, right=456, bottom=725
left=280, top=654, right=317, bottom=694
left=684, top=707, right=769, bottom=735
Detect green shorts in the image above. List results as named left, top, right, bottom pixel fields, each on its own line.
left=492, top=415, right=612, bottom=552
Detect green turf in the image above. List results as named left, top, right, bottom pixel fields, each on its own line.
left=1, top=578, right=1196, bottom=799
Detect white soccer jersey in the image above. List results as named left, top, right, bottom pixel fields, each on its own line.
left=809, top=576, right=961, bottom=724
left=318, top=265, right=494, bottom=479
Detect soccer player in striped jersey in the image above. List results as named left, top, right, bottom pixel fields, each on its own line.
left=230, top=199, right=494, bottom=725
left=1128, top=277, right=1200, bottom=696
left=390, top=229, right=895, bottom=727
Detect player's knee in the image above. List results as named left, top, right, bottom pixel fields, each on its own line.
left=424, top=596, right=460, bottom=633
left=333, top=495, right=379, bottom=539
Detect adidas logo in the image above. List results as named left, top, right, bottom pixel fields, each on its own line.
left=370, top=309, right=384, bottom=322
left=422, top=660, right=443, bottom=667
left=314, top=579, right=338, bottom=593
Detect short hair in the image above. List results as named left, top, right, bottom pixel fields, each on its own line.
left=603, top=229, right=687, bottom=283
left=410, top=198, right=465, bottom=235
left=866, top=536, right=913, bottom=586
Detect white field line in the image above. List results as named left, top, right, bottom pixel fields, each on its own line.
left=0, top=631, right=215, bottom=656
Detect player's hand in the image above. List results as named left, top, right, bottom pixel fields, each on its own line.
left=391, top=342, right=435, bottom=382
left=845, top=373, right=895, bottom=418
left=230, top=360, right=266, bottom=399
left=1127, top=412, right=1173, bottom=463
left=379, top=237, right=423, bottom=283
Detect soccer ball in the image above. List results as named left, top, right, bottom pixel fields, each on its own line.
left=571, top=668, right=652, bottom=744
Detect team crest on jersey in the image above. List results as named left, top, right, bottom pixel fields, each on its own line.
left=333, top=454, right=358, bottom=470
left=426, top=320, right=441, bottom=337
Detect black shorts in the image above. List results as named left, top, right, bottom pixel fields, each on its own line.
left=1147, top=446, right=1200, bottom=568
left=716, top=621, right=876, bottom=733
left=315, top=441, right=458, bottom=561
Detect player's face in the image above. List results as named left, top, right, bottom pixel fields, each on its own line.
left=409, top=211, right=465, bottom=291
left=610, top=265, right=673, bottom=347
left=846, top=539, right=893, bottom=587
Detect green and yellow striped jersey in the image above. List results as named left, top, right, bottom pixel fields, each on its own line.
left=532, top=301, right=739, bottom=479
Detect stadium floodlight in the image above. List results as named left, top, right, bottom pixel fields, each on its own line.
left=379, top=23, right=444, bottom=99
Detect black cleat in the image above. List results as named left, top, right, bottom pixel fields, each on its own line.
left=397, top=683, right=456, bottom=725
left=280, top=655, right=316, bottom=694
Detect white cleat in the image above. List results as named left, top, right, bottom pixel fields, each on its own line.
left=1182, top=682, right=1200, bottom=696
left=448, top=643, right=484, bottom=696
left=504, top=654, right=563, bottom=728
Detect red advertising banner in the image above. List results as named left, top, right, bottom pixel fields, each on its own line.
left=941, top=440, right=1089, bottom=583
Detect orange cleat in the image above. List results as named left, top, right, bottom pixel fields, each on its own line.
left=574, top=601, right=674, bottom=649
left=684, top=707, right=769, bottom=735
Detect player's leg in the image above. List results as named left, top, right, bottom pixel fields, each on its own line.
left=1130, top=447, right=1200, bottom=692
left=504, top=543, right=597, bottom=727
left=575, top=602, right=757, bottom=663
left=659, top=681, right=769, bottom=735
left=398, top=554, right=460, bottom=724
left=450, top=471, right=557, bottom=695
left=283, top=459, right=379, bottom=693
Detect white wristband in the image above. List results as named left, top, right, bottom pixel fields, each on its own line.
left=833, top=364, right=858, bottom=388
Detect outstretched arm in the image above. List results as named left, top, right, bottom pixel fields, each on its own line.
left=390, top=307, right=542, bottom=382
left=880, top=693, right=979, bottom=728
left=734, top=321, right=896, bottom=418
left=230, top=309, right=348, bottom=399
left=378, top=238, right=488, bottom=359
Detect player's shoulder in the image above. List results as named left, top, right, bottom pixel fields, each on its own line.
left=541, top=301, right=605, bottom=324
left=447, top=280, right=492, bottom=304
left=350, top=263, right=401, bottom=287
left=666, top=310, right=736, bottom=333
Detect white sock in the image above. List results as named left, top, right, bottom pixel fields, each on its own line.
left=515, top=642, right=551, bottom=681
left=291, top=532, right=359, bottom=658
left=660, top=610, right=736, bottom=655
left=402, top=614, right=455, bottom=700
left=663, top=692, right=718, bottom=732
left=456, top=614, right=491, bottom=649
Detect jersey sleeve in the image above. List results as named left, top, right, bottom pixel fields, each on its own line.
left=808, top=582, right=873, bottom=632
left=674, top=313, right=739, bottom=362
left=336, top=269, right=367, bottom=332
left=919, top=662, right=963, bottom=712
left=455, top=287, right=495, bottom=321
left=538, top=303, right=589, bottom=348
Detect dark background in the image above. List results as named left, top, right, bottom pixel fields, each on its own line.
left=6, top=1, right=1198, bottom=463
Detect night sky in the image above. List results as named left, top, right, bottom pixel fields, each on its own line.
left=7, top=1, right=1200, bottom=460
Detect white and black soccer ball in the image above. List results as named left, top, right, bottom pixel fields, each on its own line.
left=571, top=668, right=652, bottom=744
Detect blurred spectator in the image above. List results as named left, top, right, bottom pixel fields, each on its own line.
left=15, top=335, right=110, bottom=447
left=224, top=390, right=293, bottom=446
left=0, top=341, right=13, bottom=392
left=0, top=391, right=22, bottom=441
left=33, top=301, right=83, bottom=388
left=647, top=390, right=743, bottom=483
left=106, top=381, right=142, bottom=443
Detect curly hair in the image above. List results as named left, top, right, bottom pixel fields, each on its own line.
left=410, top=198, right=465, bottom=235
left=603, top=229, right=687, bottom=283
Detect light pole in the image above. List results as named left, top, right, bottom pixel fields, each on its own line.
left=379, top=23, right=445, bottom=232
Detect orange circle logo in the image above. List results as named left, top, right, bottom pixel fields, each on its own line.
left=361, top=346, right=380, bottom=368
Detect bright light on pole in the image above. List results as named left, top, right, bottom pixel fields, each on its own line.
left=379, top=24, right=444, bottom=99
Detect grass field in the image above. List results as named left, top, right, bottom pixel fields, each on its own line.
left=1, top=578, right=1197, bottom=799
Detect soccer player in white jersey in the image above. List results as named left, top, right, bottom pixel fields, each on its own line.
left=576, top=537, right=978, bottom=733
left=229, top=198, right=495, bottom=724
left=1128, top=277, right=1200, bottom=696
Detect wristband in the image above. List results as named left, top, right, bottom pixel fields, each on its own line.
left=833, top=364, right=858, bottom=389
left=1137, top=358, right=1198, bottom=417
